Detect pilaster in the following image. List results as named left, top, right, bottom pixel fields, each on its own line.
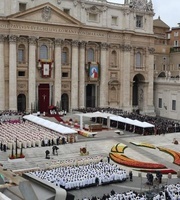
left=121, top=44, right=132, bottom=111
left=99, top=43, right=108, bottom=107
left=79, top=41, right=86, bottom=108
left=0, top=35, right=5, bottom=110
left=71, top=40, right=79, bottom=110
left=28, top=36, right=37, bottom=112
left=9, top=35, right=17, bottom=110
left=54, top=39, right=63, bottom=107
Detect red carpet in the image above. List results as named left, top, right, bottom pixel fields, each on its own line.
left=45, top=114, right=64, bottom=123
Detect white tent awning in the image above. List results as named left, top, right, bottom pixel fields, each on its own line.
left=23, top=114, right=77, bottom=134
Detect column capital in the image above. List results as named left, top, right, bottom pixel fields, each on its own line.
left=122, top=44, right=132, bottom=52
left=9, top=35, right=17, bottom=43
left=101, top=42, right=108, bottom=50
left=72, top=40, right=79, bottom=47
left=148, top=47, right=155, bottom=54
left=80, top=41, right=87, bottom=48
left=0, top=35, right=6, bottom=43
left=29, top=36, right=37, bottom=45
left=55, top=38, right=63, bottom=47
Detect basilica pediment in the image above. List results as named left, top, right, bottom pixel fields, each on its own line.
left=6, top=3, right=81, bottom=26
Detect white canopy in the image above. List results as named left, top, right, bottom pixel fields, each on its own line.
left=76, top=111, right=115, bottom=118
left=23, top=114, right=77, bottom=134
left=76, top=112, right=154, bottom=129
left=110, top=116, right=154, bottom=128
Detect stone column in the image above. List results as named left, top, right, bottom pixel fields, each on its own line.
left=71, top=40, right=79, bottom=110
left=79, top=41, right=86, bottom=108
left=0, top=35, right=5, bottom=110
left=54, top=39, right=62, bottom=107
left=28, top=36, right=37, bottom=112
left=9, top=35, right=17, bottom=110
left=99, top=43, right=108, bottom=107
left=146, top=47, right=155, bottom=113
left=121, top=44, right=132, bottom=111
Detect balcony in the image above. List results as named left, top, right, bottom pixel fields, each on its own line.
left=170, top=47, right=180, bottom=53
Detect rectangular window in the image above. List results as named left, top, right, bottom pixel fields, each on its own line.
left=63, top=8, right=70, bottom=15
left=111, top=16, right=118, bottom=25
left=174, top=40, right=179, bottom=47
left=172, top=100, right=176, bottom=110
left=62, top=52, right=67, bottom=64
left=62, top=72, right=68, bottom=78
left=89, top=13, right=98, bottom=22
left=174, top=32, right=179, bottom=37
left=158, top=98, right=162, bottom=108
left=19, top=3, right=26, bottom=12
left=136, top=15, right=143, bottom=28
left=18, top=71, right=25, bottom=77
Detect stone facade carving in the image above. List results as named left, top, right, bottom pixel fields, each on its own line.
left=55, top=38, right=63, bottom=47
left=57, top=0, right=62, bottom=5
left=130, top=0, right=153, bottom=12
left=0, top=35, right=6, bottom=42
left=148, top=47, right=155, bottom=54
left=72, top=40, right=79, bottom=47
left=42, top=6, right=51, bottom=21
left=80, top=41, right=87, bottom=48
left=122, top=44, right=132, bottom=51
left=73, top=0, right=78, bottom=7
left=86, top=6, right=103, bottom=14
left=101, top=43, right=108, bottom=50
left=29, top=36, right=37, bottom=45
left=9, top=35, right=17, bottom=43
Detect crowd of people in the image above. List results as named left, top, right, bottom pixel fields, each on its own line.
left=74, top=107, right=180, bottom=135
left=80, top=183, right=180, bottom=200
left=27, top=161, right=127, bottom=190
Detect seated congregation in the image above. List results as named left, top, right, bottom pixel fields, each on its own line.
left=27, top=161, right=127, bottom=190
left=0, top=120, right=68, bottom=151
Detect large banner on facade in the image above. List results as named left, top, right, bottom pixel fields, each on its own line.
left=42, top=62, right=52, bottom=78
left=89, top=63, right=99, bottom=81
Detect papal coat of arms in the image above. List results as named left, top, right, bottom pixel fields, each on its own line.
left=42, top=6, right=51, bottom=21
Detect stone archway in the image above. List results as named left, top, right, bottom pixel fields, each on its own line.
left=86, top=84, right=96, bottom=108
left=61, top=93, right=69, bottom=112
left=17, top=94, right=26, bottom=112
left=132, top=74, right=145, bottom=111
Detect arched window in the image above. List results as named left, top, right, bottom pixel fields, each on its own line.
left=111, top=50, right=117, bottom=67
left=18, top=44, right=25, bottom=63
left=136, top=52, right=142, bottom=68
left=87, top=48, right=94, bottom=62
left=40, top=45, right=48, bottom=59
left=62, top=47, right=69, bottom=64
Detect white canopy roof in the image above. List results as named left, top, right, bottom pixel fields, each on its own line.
left=76, top=111, right=115, bottom=118
left=76, top=112, right=154, bottom=128
left=23, top=114, right=77, bottom=134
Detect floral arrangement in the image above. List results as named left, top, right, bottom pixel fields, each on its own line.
left=9, top=143, right=25, bottom=160
left=133, top=168, right=177, bottom=174
left=130, top=142, right=156, bottom=149
left=9, top=154, right=25, bottom=159
left=80, top=147, right=89, bottom=156
left=111, top=143, right=127, bottom=153
left=157, top=147, right=180, bottom=166
left=109, top=152, right=166, bottom=169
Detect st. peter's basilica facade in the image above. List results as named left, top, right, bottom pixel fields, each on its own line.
left=0, top=0, right=155, bottom=114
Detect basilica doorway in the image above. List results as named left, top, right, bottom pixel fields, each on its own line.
left=61, top=93, right=69, bottom=112
left=38, top=84, right=50, bottom=113
left=132, top=74, right=145, bottom=111
left=86, top=84, right=96, bottom=108
left=17, top=94, right=26, bottom=112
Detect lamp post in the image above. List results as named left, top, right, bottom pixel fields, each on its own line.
left=15, top=138, right=18, bottom=158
